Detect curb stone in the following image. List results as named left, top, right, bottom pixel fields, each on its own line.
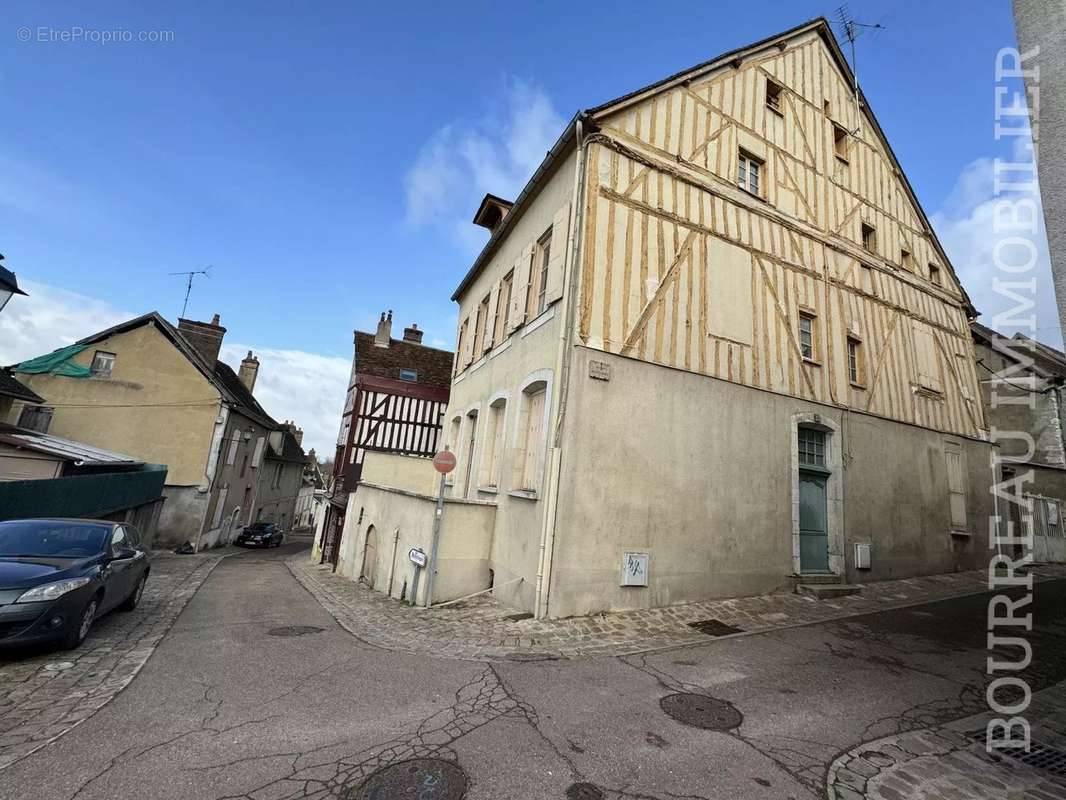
left=288, top=557, right=1066, bottom=662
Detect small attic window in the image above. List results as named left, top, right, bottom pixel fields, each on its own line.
left=928, top=263, right=942, bottom=287
left=833, top=124, right=849, bottom=162
left=824, top=99, right=831, bottom=116
left=901, top=247, right=914, bottom=271
left=765, top=79, right=783, bottom=114
left=861, top=223, right=876, bottom=253
left=399, top=368, right=418, bottom=382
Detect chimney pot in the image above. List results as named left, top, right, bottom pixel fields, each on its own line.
left=177, top=314, right=227, bottom=366
left=375, top=310, right=393, bottom=347
left=238, top=350, right=260, bottom=394
left=403, top=323, right=424, bottom=344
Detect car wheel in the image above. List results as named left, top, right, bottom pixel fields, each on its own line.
left=119, top=572, right=148, bottom=612
left=61, top=595, right=99, bottom=650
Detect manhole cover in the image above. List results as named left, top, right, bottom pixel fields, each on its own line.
left=349, top=758, right=467, bottom=799
left=565, top=783, right=605, bottom=800
left=687, top=618, right=744, bottom=637
left=660, top=692, right=743, bottom=730
left=43, top=661, right=75, bottom=671
left=267, top=625, right=325, bottom=637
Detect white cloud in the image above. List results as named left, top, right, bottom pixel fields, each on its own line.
left=404, top=78, right=565, bottom=250
left=0, top=280, right=348, bottom=458
left=220, top=344, right=349, bottom=458
left=931, top=147, right=1063, bottom=350
left=0, top=280, right=132, bottom=365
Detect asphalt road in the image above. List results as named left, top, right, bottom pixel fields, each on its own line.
left=2, top=541, right=1064, bottom=800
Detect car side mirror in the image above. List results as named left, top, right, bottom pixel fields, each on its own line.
left=111, top=546, right=137, bottom=561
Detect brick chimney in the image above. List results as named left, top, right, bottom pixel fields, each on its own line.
left=374, top=310, right=393, bottom=348
left=403, top=323, right=424, bottom=344
left=178, top=313, right=226, bottom=366
left=238, top=350, right=260, bottom=393
left=280, top=420, right=304, bottom=448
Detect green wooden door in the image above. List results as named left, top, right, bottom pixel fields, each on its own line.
left=799, top=471, right=829, bottom=572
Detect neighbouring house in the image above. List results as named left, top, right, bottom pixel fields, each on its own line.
left=339, top=17, right=994, bottom=618
left=10, top=312, right=305, bottom=549
left=295, top=449, right=325, bottom=530
left=972, top=323, right=1066, bottom=563
left=0, top=369, right=44, bottom=427
left=316, top=312, right=453, bottom=566
left=253, top=421, right=307, bottom=532
left=0, top=422, right=167, bottom=539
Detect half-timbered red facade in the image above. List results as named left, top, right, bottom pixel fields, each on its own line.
left=320, top=312, right=452, bottom=565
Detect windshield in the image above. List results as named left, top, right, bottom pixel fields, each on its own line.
left=0, top=521, right=110, bottom=558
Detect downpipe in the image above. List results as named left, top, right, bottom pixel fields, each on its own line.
left=534, top=115, right=590, bottom=620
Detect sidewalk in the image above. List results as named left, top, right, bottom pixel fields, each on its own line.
left=827, top=682, right=1066, bottom=799
left=0, top=551, right=224, bottom=771
left=288, top=558, right=1066, bottom=661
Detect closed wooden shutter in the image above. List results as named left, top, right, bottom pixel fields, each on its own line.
left=509, top=242, right=534, bottom=332
left=521, top=390, right=546, bottom=490
left=252, top=436, right=265, bottom=468
left=913, top=322, right=942, bottom=392
left=945, top=442, right=967, bottom=529
left=485, top=282, right=500, bottom=351
left=544, top=202, right=571, bottom=305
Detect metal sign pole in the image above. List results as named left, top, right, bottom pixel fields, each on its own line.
left=409, top=564, right=421, bottom=606
left=424, top=472, right=447, bottom=608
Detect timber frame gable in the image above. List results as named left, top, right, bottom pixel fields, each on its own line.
left=573, top=17, right=985, bottom=439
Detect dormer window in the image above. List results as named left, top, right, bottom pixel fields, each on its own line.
left=765, top=79, right=783, bottom=114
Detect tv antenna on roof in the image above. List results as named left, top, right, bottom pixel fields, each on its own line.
left=834, top=5, right=885, bottom=136
left=169, top=265, right=212, bottom=319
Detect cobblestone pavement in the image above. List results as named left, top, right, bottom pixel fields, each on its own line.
left=827, top=682, right=1066, bottom=799
left=0, top=551, right=224, bottom=771
left=289, top=557, right=1066, bottom=661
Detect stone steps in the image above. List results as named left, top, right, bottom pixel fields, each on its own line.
left=796, top=583, right=863, bottom=599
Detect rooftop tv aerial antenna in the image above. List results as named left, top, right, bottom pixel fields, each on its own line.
left=170, top=265, right=212, bottom=319
left=834, top=5, right=885, bottom=136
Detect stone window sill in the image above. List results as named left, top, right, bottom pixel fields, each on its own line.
left=508, top=489, right=539, bottom=501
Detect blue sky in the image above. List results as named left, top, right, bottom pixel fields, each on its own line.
left=0, top=1, right=1050, bottom=454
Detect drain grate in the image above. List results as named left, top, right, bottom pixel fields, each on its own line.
left=687, top=618, right=744, bottom=637
left=349, top=758, right=468, bottom=799
left=660, top=692, right=743, bottom=730
left=565, top=782, right=605, bottom=800
left=965, top=729, right=1066, bottom=776
left=267, top=625, right=325, bottom=637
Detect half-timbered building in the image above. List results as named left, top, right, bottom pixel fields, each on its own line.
left=319, top=312, right=452, bottom=565
left=345, top=18, right=995, bottom=618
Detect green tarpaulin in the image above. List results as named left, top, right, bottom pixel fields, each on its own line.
left=16, top=344, right=92, bottom=377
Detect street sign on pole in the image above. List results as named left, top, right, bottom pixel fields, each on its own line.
left=408, top=548, right=427, bottom=567
left=424, top=449, right=453, bottom=607
left=432, top=449, right=456, bottom=474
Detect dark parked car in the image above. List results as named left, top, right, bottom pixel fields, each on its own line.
left=0, top=519, right=150, bottom=650
left=235, top=522, right=283, bottom=548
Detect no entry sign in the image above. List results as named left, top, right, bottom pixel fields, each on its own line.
left=432, top=449, right=457, bottom=474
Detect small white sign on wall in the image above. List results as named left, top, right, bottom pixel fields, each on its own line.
left=621, top=552, right=649, bottom=587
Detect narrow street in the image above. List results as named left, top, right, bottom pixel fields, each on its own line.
left=1, top=540, right=1064, bottom=799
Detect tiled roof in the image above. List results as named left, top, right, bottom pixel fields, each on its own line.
left=0, top=369, right=44, bottom=403
left=353, top=332, right=453, bottom=389
left=212, top=360, right=276, bottom=429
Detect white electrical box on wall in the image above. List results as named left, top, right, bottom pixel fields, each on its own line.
left=621, top=552, right=649, bottom=586
left=854, top=542, right=872, bottom=570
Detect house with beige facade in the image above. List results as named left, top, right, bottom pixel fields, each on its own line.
left=337, top=18, right=994, bottom=618
left=11, top=312, right=306, bottom=549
